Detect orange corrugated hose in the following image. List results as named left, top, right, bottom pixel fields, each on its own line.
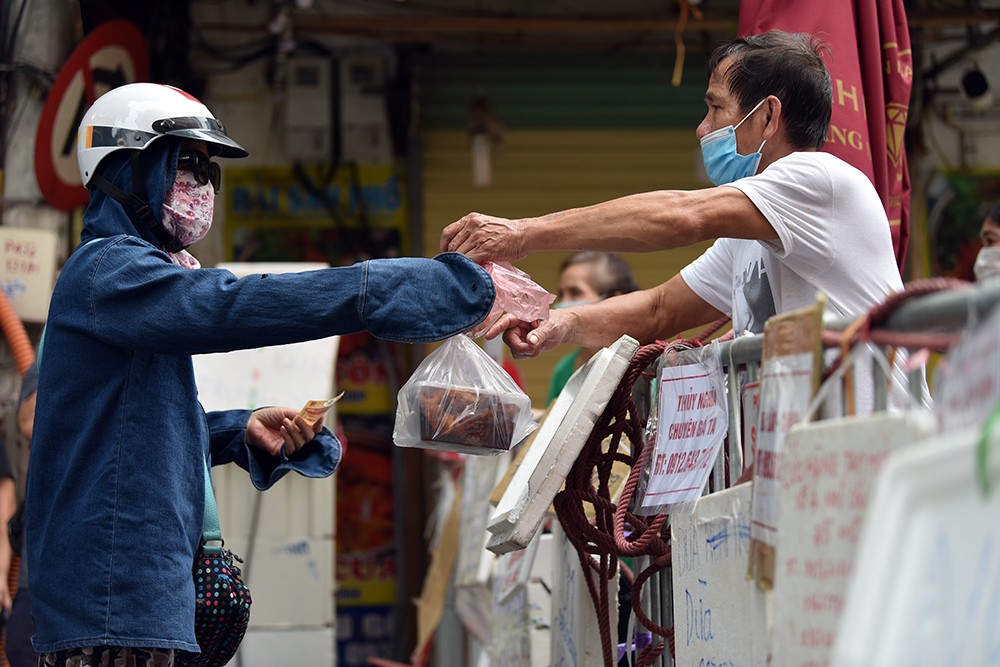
left=0, top=290, right=35, bottom=667
left=0, top=290, right=34, bottom=376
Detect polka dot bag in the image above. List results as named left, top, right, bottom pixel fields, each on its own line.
left=176, top=460, right=252, bottom=667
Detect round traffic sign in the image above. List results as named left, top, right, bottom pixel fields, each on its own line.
left=35, top=20, right=148, bottom=210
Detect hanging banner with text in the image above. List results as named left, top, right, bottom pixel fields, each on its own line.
left=738, top=0, right=913, bottom=269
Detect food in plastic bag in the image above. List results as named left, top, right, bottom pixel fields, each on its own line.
left=472, top=261, right=556, bottom=337
left=393, top=334, right=537, bottom=455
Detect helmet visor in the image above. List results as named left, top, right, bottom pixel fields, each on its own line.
left=151, top=116, right=249, bottom=158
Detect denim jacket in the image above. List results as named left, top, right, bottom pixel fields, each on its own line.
left=26, top=141, right=494, bottom=653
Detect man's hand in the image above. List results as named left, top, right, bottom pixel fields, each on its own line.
left=247, top=407, right=318, bottom=459
left=486, top=309, right=575, bottom=359
left=440, top=212, right=526, bottom=263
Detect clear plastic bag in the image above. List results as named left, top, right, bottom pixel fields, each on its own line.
left=393, top=334, right=537, bottom=455
left=472, top=261, right=556, bottom=337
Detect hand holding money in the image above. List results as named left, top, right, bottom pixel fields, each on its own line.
left=296, top=392, right=346, bottom=429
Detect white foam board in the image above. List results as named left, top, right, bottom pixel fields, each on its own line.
left=486, top=335, right=639, bottom=553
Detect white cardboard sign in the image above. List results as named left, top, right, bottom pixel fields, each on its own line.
left=671, top=482, right=767, bottom=667
left=455, top=454, right=507, bottom=643
left=771, top=411, right=934, bottom=666
left=487, top=336, right=638, bottom=553
left=550, top=523, right=617, bottom=667
left=492, top=584, right=532, bottom=666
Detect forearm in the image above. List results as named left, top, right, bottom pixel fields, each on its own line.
left=522, top=187, right=773, bottom=255
left=565, top=276, right=725, bottom=349
left=0, top=477, right=15, bottom=576
left=523, top=190, right=709, bottom=255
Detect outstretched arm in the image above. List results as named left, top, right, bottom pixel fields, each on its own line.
left=441, top=187, right=775, bottom=264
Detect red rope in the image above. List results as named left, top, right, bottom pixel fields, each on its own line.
left=553, top=338, right=708, bottom=666
left=821, top=277, right=972, bottom=380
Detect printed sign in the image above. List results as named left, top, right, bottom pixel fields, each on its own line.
left=35, top=20, right=148, bottom=210
left=672, top=483, right=767, bottom=667
left=637, top=360, right=727, bottom=513
left=770, top=411, right=933, bottom=665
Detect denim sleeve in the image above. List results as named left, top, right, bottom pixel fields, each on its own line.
left=84, top=240, right=495, bottom=353
left=205, top=409, right=341, bottom=490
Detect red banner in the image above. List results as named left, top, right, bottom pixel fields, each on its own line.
left=738, top=0, right=912, bottom=270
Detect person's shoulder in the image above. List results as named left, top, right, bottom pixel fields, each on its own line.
left=753, top=151, right=878, bottom=196
left=776, top=151, right=873, bottom=183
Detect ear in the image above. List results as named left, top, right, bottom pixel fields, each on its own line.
left=760, top=95, right=782, bottom=142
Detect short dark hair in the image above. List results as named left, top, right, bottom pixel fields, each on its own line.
left=988, top=200, right=1000, bottom=224
left=560, top=251, right=640, bottom=297
left=709, top=31, right=833, bottom=150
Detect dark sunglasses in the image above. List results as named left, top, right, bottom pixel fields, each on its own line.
left=177, top=152, right=222, bottom=193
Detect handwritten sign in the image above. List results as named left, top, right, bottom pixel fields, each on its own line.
left=749, top=300, right=823, bottom=589
left=671, top=482, right=767, bottom=667
left=637, top=360, right=728, bottom=514
left=494, top=530, right=541, bottom=604
left=550, top=523, right=616, bottom=667
left=749, top=352, right=815, bottom=543
left=770, top=411, right=934, bottom=665
left=934, top=301, right=1000, bottom=433
left=0, top=227, right=59, bottom=322
left=833, top=425, right=1000, bottom=666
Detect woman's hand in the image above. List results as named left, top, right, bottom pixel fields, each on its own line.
left=246, top=407, right=319, bottom=459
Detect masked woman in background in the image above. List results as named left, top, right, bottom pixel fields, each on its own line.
left=545, top=251, right=639, bottom=406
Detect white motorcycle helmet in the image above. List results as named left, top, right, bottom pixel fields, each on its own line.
left=77, top=82, right=248, bottom=186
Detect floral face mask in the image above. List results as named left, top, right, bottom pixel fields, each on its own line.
left=161, top=169, right=215, bottom=269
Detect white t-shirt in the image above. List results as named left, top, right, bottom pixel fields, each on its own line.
left=680, top=151, right=902, bottom=335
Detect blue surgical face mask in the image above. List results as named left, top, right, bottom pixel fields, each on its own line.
left=555, top=299, right=596, bottom=309
left=699, top=98, right=768, bottom=186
